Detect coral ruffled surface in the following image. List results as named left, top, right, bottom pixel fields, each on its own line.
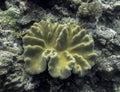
left=23, top=20, right=96, bottom=79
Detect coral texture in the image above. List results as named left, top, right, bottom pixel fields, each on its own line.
left=23, top=20, right=96, bottom=79
left=0, top=51, right=33, bottom=92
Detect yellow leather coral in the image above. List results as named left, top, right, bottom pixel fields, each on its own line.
left=23, top=20, right=97, bottom=79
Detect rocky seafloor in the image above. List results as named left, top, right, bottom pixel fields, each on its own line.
left=0, top=0, right=120, bottom=92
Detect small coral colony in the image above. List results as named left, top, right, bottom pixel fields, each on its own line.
left=23, top=20, right=97, bottom=79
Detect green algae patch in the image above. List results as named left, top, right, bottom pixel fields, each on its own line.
left=0, top=7, right=21, bottom=29
left=23, top=20, right=97, bottom=79
left=77, top=1, right=102, bottom=19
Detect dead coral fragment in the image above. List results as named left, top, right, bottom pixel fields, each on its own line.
left=23, top=20, right=97, bottom=79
